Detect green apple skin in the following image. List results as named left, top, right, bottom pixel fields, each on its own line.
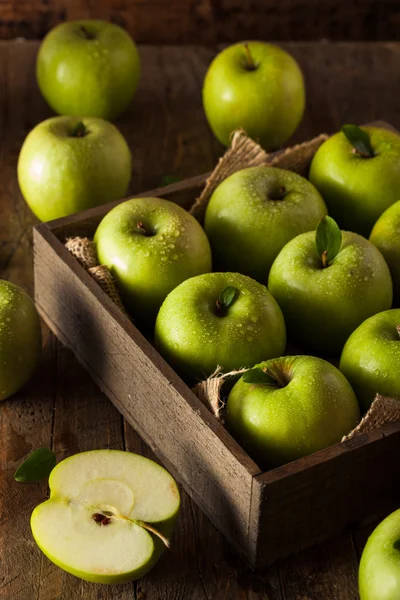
left=268, top=230, right=393, bottom=356
left=370, top=201, right=400, bottom=306
left=204, top=166, right=327, bottom=283
left=154, top=272, right=286, bottom=381
left=339, top=310, right=400, bottom=412
left=37, top=20, right=140, bottom=120
left=0, top=280, right=41, bottom=401
left=202, top=41, right=305, bottom=150
left=226, top=356, right=360, bottom=468
left=94, top=197, right=212, bottom=321
left=31, top=450, right=180, bottom=584
left=359, top=509, right=400, bottom=600
left=18, top=116, right=131, bottom=222
left=309, top=127, right=400, bottom=236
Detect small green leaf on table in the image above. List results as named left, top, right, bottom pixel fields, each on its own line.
left=14, top=448, right=56, bottom=483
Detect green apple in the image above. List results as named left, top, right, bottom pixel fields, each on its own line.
left=0, top=280, right=41, bottom=401
left=202, top=41, right=305, bottom=150
left=18, top=116, right=131, bottom=222
left=268, top=217, right=393, bottom=355
left=309, top=125, right=400, bottom=236
left=154, top=272, right=286, bottom=381
left=370, top=200, right=400, bottom=306
left=31, top=450, right=180, bottom=583
left=204, top=166, right=327, bottom=283
left=359, top=508, right=400, bottom=600
left=226, top=355, right=360, bottom=467
left=37, top=20, right=140, bottom=120
left=94, top=197, right=212, bottom=321
left=339, top=309, right=400, bottom=412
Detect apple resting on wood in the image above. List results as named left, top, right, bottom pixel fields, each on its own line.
left=94, top=197, right=212, bottom=321
left=202, top=41, right=305, bottom=150
left=340, top=309, right=400, bottom=412
left=268, top=216, right=393, bottom=355
left=225, top=356, right=360, bottom=468
left=0, top=280, right=41, bottom=400
left=359, top=508, right=400, bottom=600
left=309, top=125, right=400, bottom=236
left=154, top=272, right=286, bottom=381
left=204, top=166, right=327, bottom=283
left=18, top=116, right=132, bottom=222
left=37, top=20, right=140, bottom=120
left=31, top=450, right=180, bottom=583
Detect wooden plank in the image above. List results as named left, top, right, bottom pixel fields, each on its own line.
left=34, top=225, right=261, bottom=559
left=0, top=1, right=399, bottom=43
left=252, top=423, right=400, bottom=567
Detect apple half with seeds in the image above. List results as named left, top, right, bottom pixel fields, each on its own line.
left=31, top=450, right=180, bottom=584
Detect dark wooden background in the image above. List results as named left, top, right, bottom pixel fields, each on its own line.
left=0, top=0, right=400, bottom=43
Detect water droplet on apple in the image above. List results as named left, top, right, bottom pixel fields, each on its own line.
left=374, top=369, right=380, bottom=376
left=382, top=371, right=389, bottom=379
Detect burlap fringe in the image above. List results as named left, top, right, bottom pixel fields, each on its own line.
left=342, top=394, right=400, bottom=441
left=189, top=130, right=329, bottom=223
left=192, top=366, right=249, bottom=421
left=65, top=237, right=126, bottom=314
left=193, top=369, right=400, bottom=441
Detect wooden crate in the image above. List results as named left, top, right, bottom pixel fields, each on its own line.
left=33, top=141, right=400, bottom=569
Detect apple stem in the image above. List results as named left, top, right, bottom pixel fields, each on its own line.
left=71, top=121, right=87, bottom=138
left=397, top=325, right=400, bottom=338
left=136, top=221, right=150, bottom=236
left=78, top=25, right=95, bottom=40
left=138, top=522, right=171, bottom=549
left=265, top=366, right=288, bottom=389
left=269, top=186, right=287, bottom=201
left=243, top=44, right=256, bottom=71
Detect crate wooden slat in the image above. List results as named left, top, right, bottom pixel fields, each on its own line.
left=34, top=124, right=400, bottom=568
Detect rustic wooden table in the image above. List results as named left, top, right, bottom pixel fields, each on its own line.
left=1, top=40, right=400, bottom=600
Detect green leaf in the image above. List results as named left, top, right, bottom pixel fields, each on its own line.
left=342, top=124, right=374, bottom=158
left=242, top=367, right=277, bottom=385
left=14, top=448, right=56, bottom=483
left=219, top=286, right=237, bottom=307
left=160, top=174, right=180, bottom=187
left=316, top=216, right=342, bottom=267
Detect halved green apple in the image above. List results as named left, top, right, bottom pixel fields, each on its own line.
left=31, top=450, right=180, bottom=584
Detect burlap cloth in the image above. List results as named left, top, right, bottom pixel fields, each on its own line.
left=64, top=131, right=400, bottom=441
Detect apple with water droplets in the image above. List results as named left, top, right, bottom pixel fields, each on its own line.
left=359, top=508, right=400, bottom=600
left=268, top=216, right=393, bottom=355
left=154, top=272, right=286, bottom=381
left=94, top=197, right=212, bottom=321
left=31, top=450, right=180, bottom=583
left=370, top=200, right=400, bottom=306
left=204, top=165, right=327, bottom=283
left=202, top=41, right=305, bottom=150
left=225, top=355, right=360, bottom=467
left=36, top=20, right=140, bottom=120
left=340, top=309, right=400, bottom=412
left=0, top=280, right=41, bottom=401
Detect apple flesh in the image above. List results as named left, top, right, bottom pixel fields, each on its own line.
left=154, top=272, right=286, bottom=381
left=0, top=280, right=41, bottom=400
left=268, top=230, right=393, bottom=355
left=94, top=197, right=212, bottom=321
left=225, top=356, right=360, bottom=468
left=370, top=200, right=400, bottom=306
left=37, top=20, right=140, bottom=120
left=359, top=508, right=400, bottom=600
left=309, top=126, right=400, bottom=236
left=340, top=309, right=400, bottom=412
left=18, top=116, right=132, bottom=222
left=31, top=450, right=180, bottom=584
left=202, top=41, right=305, bottom=150
left=204, top=166, right=327, bottom=283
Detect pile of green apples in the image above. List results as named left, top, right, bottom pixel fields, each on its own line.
left=9, top=20, right=400, bottom=589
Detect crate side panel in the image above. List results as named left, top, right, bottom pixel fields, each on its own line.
left=33, top=229, right=257, bottom=555
left=252, top=427, right=400, bottom=567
